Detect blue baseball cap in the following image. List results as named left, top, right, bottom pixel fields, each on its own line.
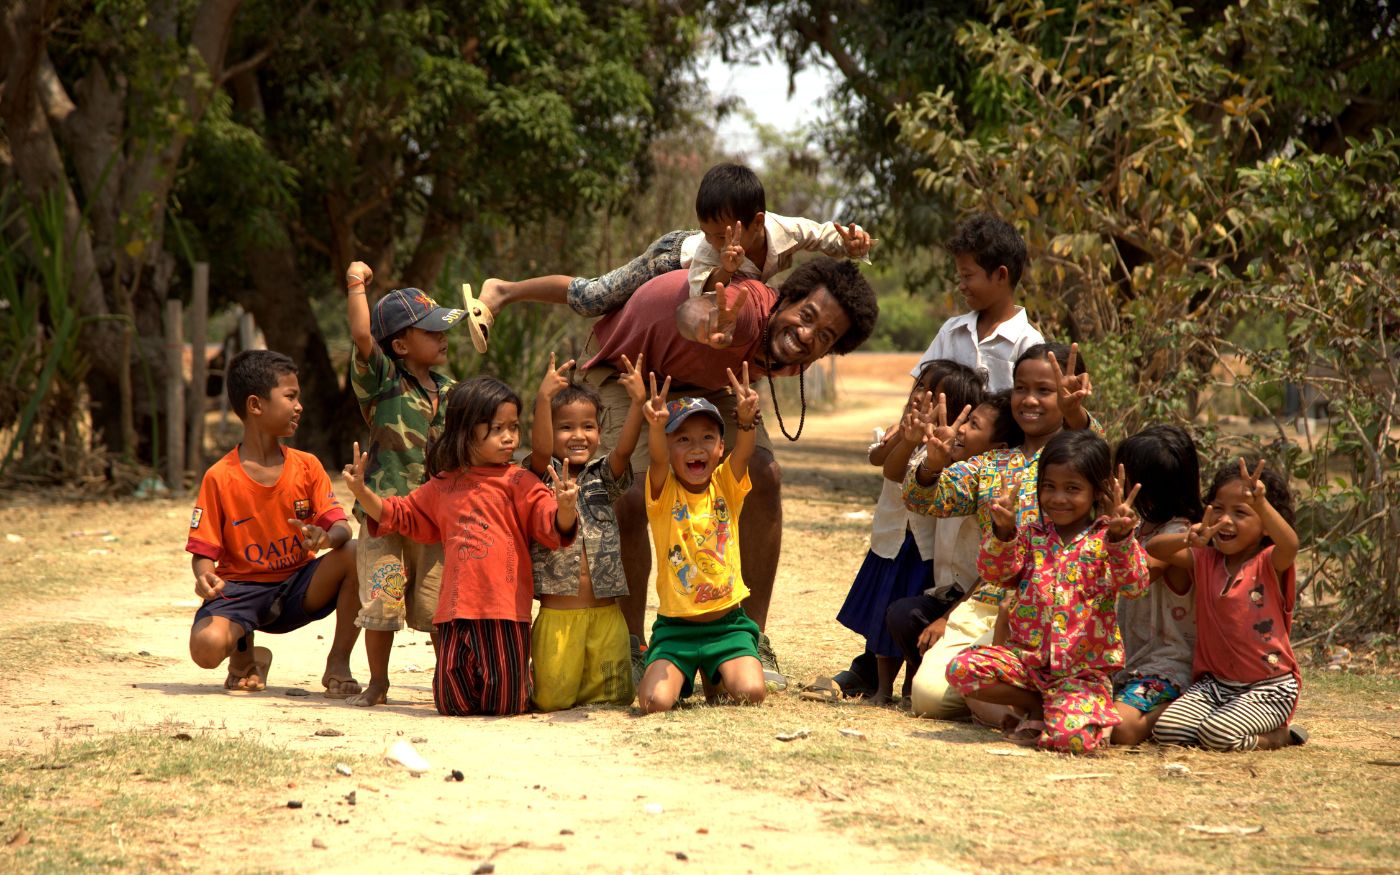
left=665, top=397, right=724, bottom=434
left=370, top=288, right=465, bottom=343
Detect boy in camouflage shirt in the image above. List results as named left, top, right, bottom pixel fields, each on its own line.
left=343, top=261, right=464, bottom=707
left=526, top=352, right=648, bottom=710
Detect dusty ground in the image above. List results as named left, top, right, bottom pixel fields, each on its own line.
left=2, top=352, right=1399, bottom=874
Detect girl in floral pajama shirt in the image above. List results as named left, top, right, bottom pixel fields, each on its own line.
left=945, top=429, right=1149, bottom=753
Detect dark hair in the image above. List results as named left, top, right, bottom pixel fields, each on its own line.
left=916, top=359, right=986, bottom=421
left=695, top=163, right=766, bottom=226
left=1204, top=456, right=1295, bottom=541
left=426, top=376, right=522, bottom=478
left=227, top=349, right=298, bottom=420
left=1037, top=430, right=1112, bottom=511
left=551, top=382, right=602, bottom=418
left=945, top=212, right=1028, bottom=288
left=980, top=390, right=1024, bottom=447
left=1014, top=342, right=1086, bottom=377
left=774, top=258, right=878, bottom=355
left=1114, top=425, right=1204, bottom=525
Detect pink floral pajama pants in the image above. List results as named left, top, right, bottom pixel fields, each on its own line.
left=946, top=645, right=1119, bottom=753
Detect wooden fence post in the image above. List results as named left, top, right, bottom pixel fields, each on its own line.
left=165, top=298, right=185, bottom=492
left=186, top=262, right=209, bottom=475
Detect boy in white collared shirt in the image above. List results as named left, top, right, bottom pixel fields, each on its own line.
left=911, top=213, right=1043, bottom=393
left=463, top=163, right=872, bottom=353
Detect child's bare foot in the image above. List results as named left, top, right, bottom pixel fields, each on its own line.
left=321, top=660, right=362, bottom=700
left=866, top=691, right=895, bottom=708
left=225, top=646, right=272, bottom=694
left=347, top=680, right=389, bottom=708
left=478, top=278, right=506, bottom=315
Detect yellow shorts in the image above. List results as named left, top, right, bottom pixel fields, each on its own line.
left=530, top=604, right=635, bottom=711
left=355, top=519, right=444, bottom=633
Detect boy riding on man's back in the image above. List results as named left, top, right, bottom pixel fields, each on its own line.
left=462, top=162, right=873, bottom=352
left=342, top=261, right=464, bottom=707
left=186, top=350, right=362, bottom=697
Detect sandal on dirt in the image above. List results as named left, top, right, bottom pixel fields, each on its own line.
left=1288, top=724, right=1309, bottom=746
left=1003, top=718, right=1046, bottom=747
left=225, top=646, right=272, bottom=694
left=798, top=676, right=842, bottom=703
left=460, top=283, right=494, bottom=355
left=832, top=669, right=874, bottom=699
left=322, top=673, right=362, bottom=700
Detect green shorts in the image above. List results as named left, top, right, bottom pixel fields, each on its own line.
left=645, top=607, right=760, bottom=699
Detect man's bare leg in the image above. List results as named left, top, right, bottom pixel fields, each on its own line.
left=738, top=450, right=782, bottom=631
left=616, top=477, right=652, bottom=641
left=478, top=276, right=573, bottom=316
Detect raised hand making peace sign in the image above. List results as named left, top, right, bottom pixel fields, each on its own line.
left=989, top=477, right=1021, bottom=541
left=832, top=222, right=873, bottom=259
left=546, top=459, right=579, bottom=514
left=702, top=281, right=751, bottom=350
left=1048, top=342, right=1093, bottom=427
left=1104, top=464, right=1143, bottom=541
left=1236, top=457, right=1269, bottom=510
left=919, top=392, right=973, bottom=474
left=641, top=371, right=673, bottom=426
left=720, top=221, right=747, bottom=274
left=1186, top=506, right=1227, bottom=549
left=726, top=361, right=759, bottom=428
left=539, top=352, right=576, bottom=402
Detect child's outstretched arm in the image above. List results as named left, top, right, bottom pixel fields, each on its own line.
left=830, top=221, right=873, bottom=259
left=1147, top=509, right=1225, bottom=570
left=1048, top=343, right=1092, bottom=431
left=881, top=390, right=942, bottom=480
left=342, top=441, right=384, bottom=521
left=346, top=261, right=375, bottom=361
left=608, top=353, right=649, bottom=479
left=726, top=362, right=760, bottom=482
left=1239, top=458, right=1299, bottom=572
left=531, top=353, right=574, bottom=478
left=642, top=372, right=673, bottom=500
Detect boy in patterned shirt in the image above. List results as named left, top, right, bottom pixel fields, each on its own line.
left=343, top=261, right=464, bottom=707
left=525, top=353, right=647, bottom=710
left=186, top=350, right=361, bottom=697
left=635, top=367, right=768, bottom=713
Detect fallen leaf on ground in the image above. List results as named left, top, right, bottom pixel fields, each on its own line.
left=985, top=747, right=1031, bottom=757
left=1184, top=824, right=1263, bottom=836
left=837, top=728, right=864, bottom=739
left=6, top=827, right=29, bottom=847
left=775, top=728, right=812, bottom=742
left=1046, top=773, right=1113, bottom=782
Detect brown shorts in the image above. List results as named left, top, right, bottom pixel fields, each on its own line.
left=582, top=364, right=774, bottom=475
left=355, top=518, right=444, bottom=633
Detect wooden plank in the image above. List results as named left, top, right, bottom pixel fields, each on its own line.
left=186, top=262, right=209, bottom=475
left=164, top=298, right=185, bottom=492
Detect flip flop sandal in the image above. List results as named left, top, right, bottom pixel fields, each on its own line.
left=831, top=669, right=874, bottom=699
left=322, top=674, right=362, bottom=700
left=225, top=646, right=272, bottom=695
left=1288, top=724, right=1309, bottom=746
left=460, top=283, right=494, bottom=355
left=1003, top=718, right=1047, bottom=747
left=797, top=676, right=842, bottom=703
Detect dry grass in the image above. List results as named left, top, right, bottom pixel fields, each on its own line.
left=0, top=730, right=362, bottom=873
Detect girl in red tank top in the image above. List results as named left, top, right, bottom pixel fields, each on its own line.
left=1145, top=458, right=1306, bottom=751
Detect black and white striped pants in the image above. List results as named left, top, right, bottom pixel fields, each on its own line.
left=1152, top=673, right=1298, bottom=751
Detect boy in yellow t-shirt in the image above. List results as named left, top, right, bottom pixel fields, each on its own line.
left=636, top=366, right=768, bottom=713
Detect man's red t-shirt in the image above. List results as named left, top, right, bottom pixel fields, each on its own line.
left=584, top=269, right=797, bottom=389
left=186, top=446, right=346, bottom=582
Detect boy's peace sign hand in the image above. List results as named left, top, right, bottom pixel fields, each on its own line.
left=1238, top=457, right=1269, bottom=510
left=703, top=281, right=750, bottom=349
left=1105, top=464, right=1142, bottom=541
left=546, top=460, right=580, bottom=515
left=618, top=353, right=647, bottom=404
left=833, top=222, right=872, bottom=259
left=1049, top=342, right=1093, bottom=422
left=642, top=372, right=673, bottom=426
left=726, top=361, right=759, bottom=427
left=287, top=518, right=332, bottom=553
left=342, top=441, right=369, bottom=495
left=720, top=221, right=746, bottom=273
left=990, top=478, right=1020, bottom=541
left=1186, top=506, right=1226, bottom=548
left=346, top=261, right=373, bottom=289
left=540, top=352, right=575, bottom=401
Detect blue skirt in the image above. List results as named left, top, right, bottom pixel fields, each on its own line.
left=836, top=530, right=933, bottom=658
